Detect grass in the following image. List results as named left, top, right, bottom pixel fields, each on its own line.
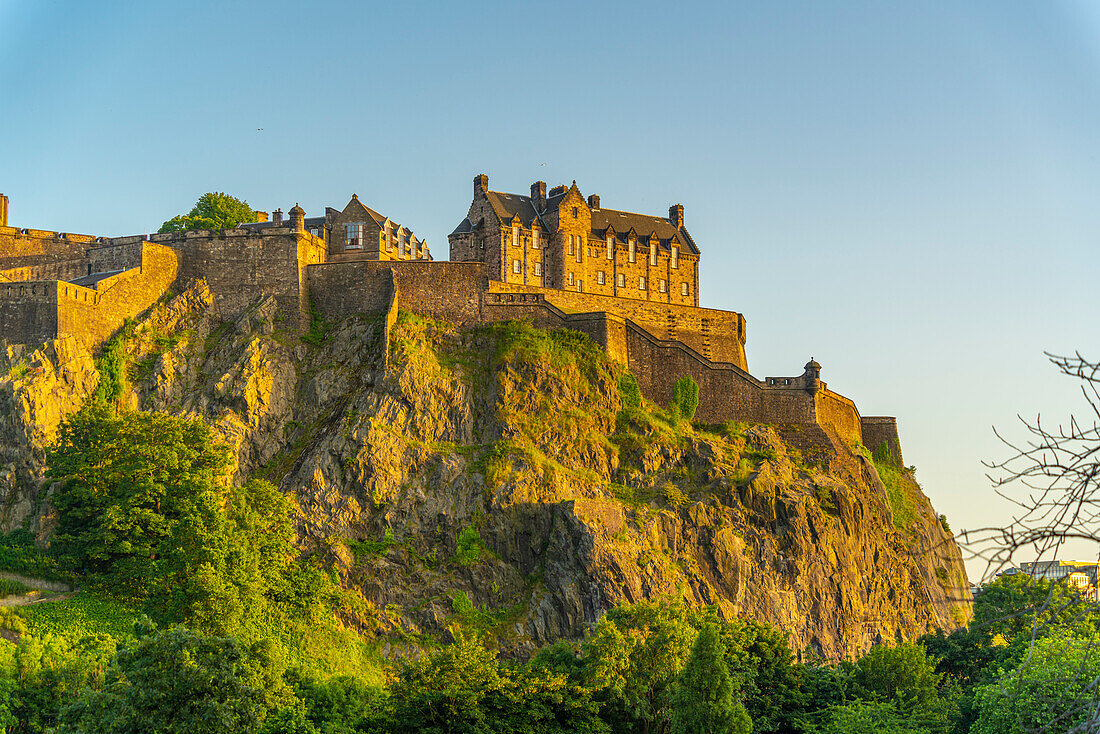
left=0, top=578, right=29, bottom=599
left=873, top=455, right=918, bottom=530
left=7, top=359, right=29, bottom=381
left=20, top=591, right=143, bottom=641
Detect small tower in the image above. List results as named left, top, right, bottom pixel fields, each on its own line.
left=0, top=194, right=8, bottom=227
left=803, top=358, right=822, bottom=394
left=289, top=203, right=305, bottom=232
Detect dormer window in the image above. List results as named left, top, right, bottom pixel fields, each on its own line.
left=345, top=223, right=363, bottom=249
left=649, top=242, right=657, bottom=266
left=671, top=246, right=679, bottom=269
left=532, top=229, right=539, bottom=249
left=628, top=239, right=636, bottom=263
left=386, top=224, right=392, bottom=250
left=606, top=237, right=613, bottom=259
left=512, top=225, right=520, bottom=247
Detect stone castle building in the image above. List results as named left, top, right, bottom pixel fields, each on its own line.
left=0, top=179, right=905, bottom=464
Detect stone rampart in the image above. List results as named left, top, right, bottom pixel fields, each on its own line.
left=815, top=388, right=863, bottom=446
left=488, top=281, right=746, bottom=369
left=0, top=281, right=59, bottom=346
left=0, top=227, right=96, bottom=273
left=55, top=243, right=180, bottom=349
left=861, top=416, right=905, bottom=466
left=87, top=241, right=143, bottom=274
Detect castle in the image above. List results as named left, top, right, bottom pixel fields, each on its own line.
left=0, top=178, right=905, bottom=465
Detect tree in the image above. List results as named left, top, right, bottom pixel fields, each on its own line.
left=47, top=406, right=230, bottom=599
left=671, top=622, right=751, bottom=734
left=583, top=601, right=699, bottom=734
left=55, top=620, right=294, bottom=734
left=159, top=192, right=257, bottom=233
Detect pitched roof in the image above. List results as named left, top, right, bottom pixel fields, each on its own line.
left=475, top=187, right=699, bottom=255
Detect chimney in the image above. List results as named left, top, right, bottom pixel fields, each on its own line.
left=474, top=174, right=489, bottom=195
left=253, top=210, right=269, bottom=223
left=549, top=184, right=567, bottom=198
left=587, top=194, right=600, bottom=210
left=272, top=208, right=283, bottom=225
left=0, top=194, right=7, bottom=228
left=531, top=181, right=546, bottom=210
left=669, top=204, right=684, bottom=228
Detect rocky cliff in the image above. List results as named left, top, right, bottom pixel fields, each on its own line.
left=0, top=281, right=970, bottom=659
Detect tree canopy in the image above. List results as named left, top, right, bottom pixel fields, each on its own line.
left=158, top=192, right=257, bottom=233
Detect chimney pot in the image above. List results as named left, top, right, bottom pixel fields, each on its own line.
left=272, top=208, right=283, bottom=224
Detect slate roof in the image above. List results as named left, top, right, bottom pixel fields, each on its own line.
left=476, top=188, right=700, bottom=255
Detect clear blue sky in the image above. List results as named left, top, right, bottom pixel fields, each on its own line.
left=3, top=1, right=1098, bottom=579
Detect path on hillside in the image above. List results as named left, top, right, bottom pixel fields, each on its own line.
left=0, top=570, right=74, bottom=607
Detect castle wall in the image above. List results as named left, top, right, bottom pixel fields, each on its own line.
left=0, top=227, right=95, bottom=274
left=623, top=321, right=818, bottom=425
left=165, top=228, right=325, bottom=328
left=815, top=388, right=863, bottom=446
left=861, top=416, right=905, bottom=466
left=0, top=262, right=84, bottom=283
left=487, top=281, right=746, bottom=368
left=307, top=261, right=489, bottom=325
left=55, top=243, right=180, bottom=349
left=87, top=241, right=143, bottom=274
left=0, top=281, right=58, bottom=346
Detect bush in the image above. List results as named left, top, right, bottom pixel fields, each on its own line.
left=619, top=372, right=642, bottom=409
left=671, top=376, right=700, bottom=422
left=455, top=526, right=487, bottom=567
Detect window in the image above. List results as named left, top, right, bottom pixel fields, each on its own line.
left=681, top=282, right=689, bottom=296
left=628, top=239, right=636, bottom=263
left=568, top=271, right=575, bottom=286
left=572, top=207, right=578, bottom=218
left=513, top=260, right=521, bottom=274
left=597, top=270, right=605, bottom=285
left=310, top=227, right=319, bottom=236
left=386, top=224, right=392, bottom=250
left=650, top=242, right=657, bottom=266
left=345, top=223, right=363, bottom=249
left=606, top=238, right=613, bottom=259
left=617, top=273, right=625, bottom=288
left=532, top=229, right=539, bottom=249
left=534, top=262, right=541, bottom=276
left=576, top=237, right=582, bottom=263
left=568, top=235, right=575, bottom=255
left=638, top=276, right=647, bottom=290
left=659, top=279, right=667, bottom=293
left=512, top=225, right=520, bottom=247
left=671, top=246, right=679, bottom=269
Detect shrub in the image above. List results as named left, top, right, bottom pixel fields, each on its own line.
left=455, top=526, right=487, bottom=566
left=671, top=376, right=700, bottom=421
left=619, top=372, right=642, bottom=409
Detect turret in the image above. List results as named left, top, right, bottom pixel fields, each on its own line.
left=289, top=203, right=305, bottom=232
left=804, top=358, right=822, bottom=394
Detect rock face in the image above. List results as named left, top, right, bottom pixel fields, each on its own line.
left=0, top=282, right=970, bottom=659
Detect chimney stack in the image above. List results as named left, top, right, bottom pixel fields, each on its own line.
left=253, top=210, right=269, bottom=223
left=474, top=174, right=489, bottom=195
left=272, top=208, right=283, bottom=225
left=531, top=181, right=546, bottom=210
left=587, top=194, right=600, bottom=210
left=669, top=204, right=684, bottom=228
left=0, top=194, right=8, bottom=227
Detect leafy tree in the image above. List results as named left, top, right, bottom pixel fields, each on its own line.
left=583, top=601, right=699, bottom=734
left=619, top=372, right=642, bottom=409
left=47, top=406, right=230, bottom=599
left=820, top=700, right=929, bottom=734
left=671, top=376, right=700, bottom=421
left=719, top=618, right=806, bottom=733
left=970, top=633, right=1100, bottom=734
left=845, top=643, right=958, bottom=734
left=972, top=573, right=1100, bottom=645
left=159, top=192, right=257, bottom=233
left=671, top=622, right=751, bottom=734
left=55, top=620, right=294, bottom=734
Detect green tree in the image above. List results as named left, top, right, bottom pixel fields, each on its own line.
left=671, top=376, right=700, bottom=421
left=671, top=622, right=751, bottom=734
left=55, top=620, right=294, bottom=734
left=718, top=618, right=806, bottom=733
left=583, top=601, right=699, bottom=734
left=47, top=407, right=230, bottom=599
left=970, top=633, right=1100, bottom=734
left=820, top=700, right=929, bottom=734
left=847, top=643, right=958, bottom=734
left=159, top=192, right=257, bottom=233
